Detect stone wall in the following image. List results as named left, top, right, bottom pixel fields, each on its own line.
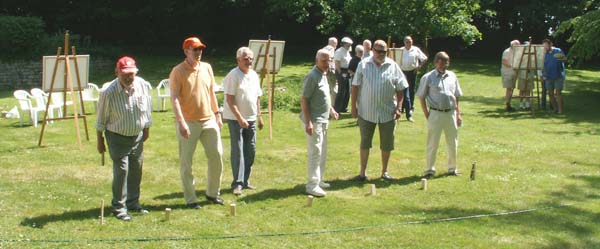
left=0, top=58, right=112, bottom=90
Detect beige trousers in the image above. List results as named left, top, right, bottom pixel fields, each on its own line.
left=177, top=119, right=223, bottom=204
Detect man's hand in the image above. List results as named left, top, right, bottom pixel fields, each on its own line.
left=216, top=114, right=223, bottom=130
left=258, top=116, right=264, bottom=130
left=456, top=114, right=463, bottom=127
left=178, top=121, right=191, bottom=139
left=331, top=108, right=339, bottom=120
left=142, top=128, right=150, bottom=142
left=305, top=121, right=314, bottom=136
left=97, top=138, right=106, bottom=154
left=393, top=109, right=402, bottom=120
left=238, top=118, right=249, bottom=129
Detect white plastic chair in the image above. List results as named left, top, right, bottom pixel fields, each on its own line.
left=31, top=88, right=62, bottom=120
left=82, top=83, right=100, bottom=111
left=156, top=79, right=170, bottom=111
left=13, top=90, right=45, bottom=127
left=142, top=80, right=154, bottom=112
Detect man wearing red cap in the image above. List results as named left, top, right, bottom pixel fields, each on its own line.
left=170, top=37, right=225, bottom=208
left=96, top=56, right=152, bottom=221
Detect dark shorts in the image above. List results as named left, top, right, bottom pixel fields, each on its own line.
left=358, top=117, right=396, bottom=151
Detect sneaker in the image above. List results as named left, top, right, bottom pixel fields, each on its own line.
left=233, top=185, right=243, bottom=196
left=407, top=117, right=414, bottom=122
left=306, top=187, right=326, bottom=197
left=244, top=184, right=257, bottom=190
left=115, top=212, right=132, bottom=221
left=448, top=169, right=462, bottom=176
left=351, top=175, right=368, bottom=181
left=129, top=206, right=149, bottom=214
left=422, top=171, right=435, bottom=179
left=186, top=202, right=202, bottom=209
left=381, top=172, right=393, bottom=180
left=319, top=182, right=331, bottom=188
left=205, top=195, right=225, bottom=205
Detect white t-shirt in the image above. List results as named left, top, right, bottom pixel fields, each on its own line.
left=501, top=47, right=516, bottom=76
left=222, top=67, right=263, bottom=121
left=334, top=47, right=352, bottom=69
left=400, top=46, right=428, bottom=71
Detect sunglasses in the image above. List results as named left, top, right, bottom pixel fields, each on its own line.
left=374, top=49, right=387, bottom=54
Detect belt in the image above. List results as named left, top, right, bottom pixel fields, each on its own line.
left=430, top=107, right=452, bottom=112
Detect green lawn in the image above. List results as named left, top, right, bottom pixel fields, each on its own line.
left=0, top=55, right=598, bottom=248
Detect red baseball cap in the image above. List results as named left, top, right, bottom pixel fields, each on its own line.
left=182, top=37, right=206, bottom=50
left=116, top=56, right=139, bottom=74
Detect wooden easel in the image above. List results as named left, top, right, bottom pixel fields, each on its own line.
left=38, top=31, right=90, bottom=148
left=253, top=36, right=278, bottom=140
left=514, top=37, right=542, bottom=114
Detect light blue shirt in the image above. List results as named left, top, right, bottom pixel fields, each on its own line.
left=416, top=69, right=463, bottom=111
left=352, top=57, right=408, bottom=123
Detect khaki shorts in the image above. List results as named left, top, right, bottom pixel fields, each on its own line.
left=518, top=77, right=534, bottom=91
left=358, top=117, right=396, bottom=151
left=502, top=74, right=517, bottom=89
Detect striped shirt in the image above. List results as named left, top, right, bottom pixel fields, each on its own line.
left=96, top=76, right=152, bottom=136
left=352, top=56, right=408, bottom=123
left=416, top=69, right=463, bottom=111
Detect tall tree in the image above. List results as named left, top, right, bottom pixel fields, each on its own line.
left=554, top=3, right=600, bottom=64
left=266, top=0, right=483, bottom=49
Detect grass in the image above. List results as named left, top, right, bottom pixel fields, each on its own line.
left=0, top=55, right=599, bottom=248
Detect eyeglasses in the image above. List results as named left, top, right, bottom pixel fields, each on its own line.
left=374, top=49, right=387, bottom=54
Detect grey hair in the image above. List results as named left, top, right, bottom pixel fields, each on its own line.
left=236, top=47, right=253, bottom=59
left=404, top=36, right=413, bottom=41
left=362, top=39, right=372, bottom=46
left=355, top=45, right=364, bottom=52
left=316, top=48, right=332, bottom=59
left=373, top=39, right=387, bottom=49
left=510, top=40, right=520, bottom=46
left=328, top=37, right=338, bottom=46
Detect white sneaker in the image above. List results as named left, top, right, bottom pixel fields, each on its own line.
left=306, top=187, right=327, bottom=197
left=319, top=182, right=331, bottom=188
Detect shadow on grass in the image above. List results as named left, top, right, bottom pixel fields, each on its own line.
left=235, top=175, right=423, bottom=203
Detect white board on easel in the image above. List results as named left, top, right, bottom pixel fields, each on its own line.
left=248, top=40, right=285, bottom=73
left=511, top=45, right=545, bottom=70
left=42, top=55, right=90, bottom=91
left=388, top=48, right=404, bottom=67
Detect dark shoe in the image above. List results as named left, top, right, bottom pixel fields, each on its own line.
left=205, top=195, right=225, bottom=205
left=381, top=172, right=393, bottom=180
left=186, top=202, right=202, bottom=209
left=115, top=212, right=132, bottom=221
left=351, top=175, right=368, bottom=181
left=244, top=184, right=257, bottom=190
left=422, top=172, right=435, bottom=179
left=129, top=207, right=149, bottom=214
left=233, top=185, right=243, bottom=196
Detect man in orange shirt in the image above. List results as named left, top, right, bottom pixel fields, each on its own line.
left=170, top=37, right=224, bottom=209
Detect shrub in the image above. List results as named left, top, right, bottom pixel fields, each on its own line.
left=0, top=15, right=47, bottom=60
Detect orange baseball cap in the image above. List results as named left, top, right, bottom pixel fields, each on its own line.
left=182, top=37, right=206, bottom=50
left=116, top=56, right=138, bottom=73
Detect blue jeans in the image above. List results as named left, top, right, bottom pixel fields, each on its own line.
left=227, top=120, right=257, bottom=188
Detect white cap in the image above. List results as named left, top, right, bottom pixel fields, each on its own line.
left=341, top=37, right=353, bottom=44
